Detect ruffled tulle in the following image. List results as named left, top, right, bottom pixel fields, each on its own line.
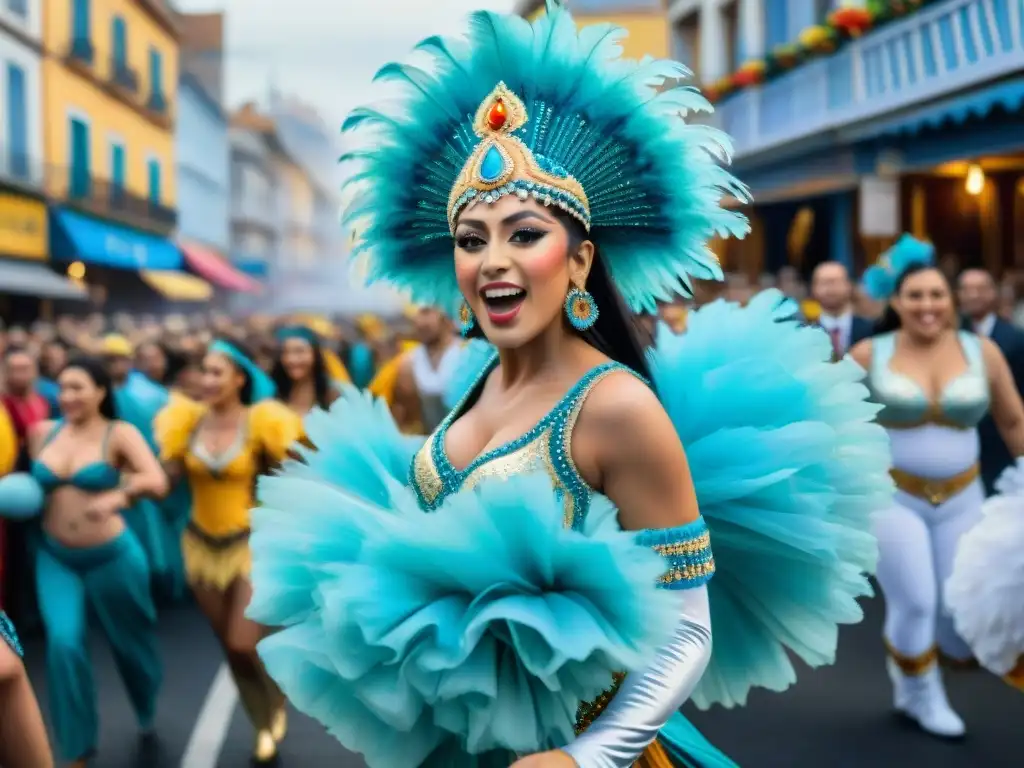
left=654, top=290, right=890, bottom=709
left=250, top=390, right=677, bottom=766
left=945, top=458, right=1024, bottom=676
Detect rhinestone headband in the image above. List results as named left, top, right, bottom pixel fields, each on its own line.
left=447, top=83, right=591, bottom=234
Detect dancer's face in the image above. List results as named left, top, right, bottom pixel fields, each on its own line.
left=58, top=366, right=105, bottom=423
left=893, top=268, right=954, bottom=342
left=201, top=351, right=246, bottom=406
left=280, top=338, right=315, bottom=382
left=453, top=195, right=594, bottom=349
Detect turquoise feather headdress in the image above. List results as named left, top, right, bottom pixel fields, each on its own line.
left=340, top=0, right=749, bottom=314
left=861, top=234, right=936, bottom=301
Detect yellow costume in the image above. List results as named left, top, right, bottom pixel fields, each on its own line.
left=0, top=404, right=18, bottom=476
left=368, top=341, right=426, bottom=434
left=155, top=398, right=303, bottom=590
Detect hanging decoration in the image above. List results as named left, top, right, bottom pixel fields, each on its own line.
left=701, top=0, right=939, bottom=103
left=829, top=3, right=874, bottom=38
left=798, top=25, right=838, bottom=55
left=731, top=60, right=766, bottom=88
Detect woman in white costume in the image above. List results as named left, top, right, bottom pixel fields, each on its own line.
left=852, top=235, right=1024, bottom=739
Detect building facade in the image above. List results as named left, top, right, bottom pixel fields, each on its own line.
left=228, top=110, right=280, bottom=310
left=41, top=0, right=196, bottom=311
left=176, top=75, right=228, bottom=253
left=689, top=0, right=1024, bottom=276
left=519, top=0, right=673, bottom=59
left=0, top=0, right=84, bottom=320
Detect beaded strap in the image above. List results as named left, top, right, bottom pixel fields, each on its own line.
left=635, top=516, right=715, bottom=590
left=0, top=610, right=23, bottom=658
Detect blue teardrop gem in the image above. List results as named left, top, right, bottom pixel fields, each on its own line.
left=478, top=144, right=507, bottom=183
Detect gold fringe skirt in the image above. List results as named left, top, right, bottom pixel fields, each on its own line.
left=637, top=740, right=677, bottom=766
left=182, top=522, right=251, bottom=591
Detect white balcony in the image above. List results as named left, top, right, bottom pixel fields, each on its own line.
left=715, top=0, right=1024, bottom=160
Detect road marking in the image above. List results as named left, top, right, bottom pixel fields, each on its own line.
left=180, top=664, right=237, bottom=768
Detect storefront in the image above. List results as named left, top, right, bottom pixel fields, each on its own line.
left=0, top=192, right=86, bottom=323
left=49, top=207, right=213, bottom=311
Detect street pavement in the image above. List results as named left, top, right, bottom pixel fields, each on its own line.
left=21, top=591, right=1024, bottom=767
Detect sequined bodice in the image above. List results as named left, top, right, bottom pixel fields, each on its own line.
left=868, top=331, right=989, bottom=430
left=411, top=354, right=637, bottom=530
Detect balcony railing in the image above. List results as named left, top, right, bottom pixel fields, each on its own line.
left=147, top=91, right=168, bottom=114
left=715, top=0, right=1024, bottom=160
left=0, top=147, right=45, bottom=190
left=231, top=196, right=278, bottom=231
left=46, top=165, right=177, bottom=234
left=110, top=58, right=139, bottom=94
left=68, top=36, right=95, bottom=66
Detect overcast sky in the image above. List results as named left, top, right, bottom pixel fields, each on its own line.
left=176, top=0, right=516, bottom=134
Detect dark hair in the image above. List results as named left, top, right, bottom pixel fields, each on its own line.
left=873, top=263, right=953, bottom=335
left=271, top=333, right=333, bottom=410
left=63, top=355, right=117, bottom=420
left=466, top=209, right=652, bottom=380
left=208, top=339, right=255, bottom=405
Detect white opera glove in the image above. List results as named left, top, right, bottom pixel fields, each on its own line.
left=563, top=518, right=715, bottom=768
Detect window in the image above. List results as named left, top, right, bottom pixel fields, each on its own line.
left=673, top=14, right=701, bottom=83
left=6, top=64, right=28, bottom=180
left=7, top=0, right=28, bottom=19
left=149, top=47, right=163, bottom=98
left=110, top=141, right=125, bottom=201
left=147, top=158, right=161, bottom=204
left=112, top=16, right=127, bottom=68
left=72, top=0, right=91, bottom=41
left=764, top=0, right=789, bottom=50
left=815, top=0, right=835, bottom=23
left=69, top=117, right=91, bottom=199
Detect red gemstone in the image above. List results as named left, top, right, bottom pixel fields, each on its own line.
left=486, top=100, right=507, bottom=130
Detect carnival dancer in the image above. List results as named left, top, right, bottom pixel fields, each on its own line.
left=246, top=3, right=891, bottom=766
left=851, top=235, right=1024, bottom=739
left=271, top=326, right=340, bottom=415
left=394, top=305, right=463, bottom=433
left=0, top=356, right=167, bottom=767
left=0, top=611, right=53, bottom=768
left=154, top=340, right=303, bottom=764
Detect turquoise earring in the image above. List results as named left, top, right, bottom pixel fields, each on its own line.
left=564, top=286, right=599, bottom=331
left=457, top=301, right=475, bottom=337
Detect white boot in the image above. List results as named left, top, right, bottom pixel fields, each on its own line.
left=887, top=657, right=966, bottom=738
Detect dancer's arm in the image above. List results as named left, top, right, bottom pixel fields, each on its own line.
left=0, top=632, right=53, bottom=768
left=517, top=373, right=713, bottom=768
left=983, top=338, right=1024, bottom=457
left=113, top=422, right=170, bottom=502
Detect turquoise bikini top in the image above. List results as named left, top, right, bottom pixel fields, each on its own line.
left=868, top=331, right=989, bottom=430
left=31, top=421, right=121, bottom=493
left=410, top=354, right=641, bottom=531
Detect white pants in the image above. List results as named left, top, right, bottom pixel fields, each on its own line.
left=874, top=426, right=983, bottom=660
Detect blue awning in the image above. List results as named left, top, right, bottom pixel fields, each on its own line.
left=231, top=253, right=269, bottom=278
left=50, top=207, right=182, bottom=271
left=848, top=77, right=1024, bottom=141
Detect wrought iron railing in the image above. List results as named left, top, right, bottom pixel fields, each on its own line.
left=715, top=0, right=1024, bottom=159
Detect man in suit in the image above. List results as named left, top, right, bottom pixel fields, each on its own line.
left=958, top=268, right=1024, bottom=494
left=809, top=261, right=874, bottom=360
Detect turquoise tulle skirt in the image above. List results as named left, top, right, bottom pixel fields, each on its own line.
left=249, top=290, right=892, bottom=766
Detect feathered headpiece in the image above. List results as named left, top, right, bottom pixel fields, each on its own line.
left=340, top=0, right=749, bottom=314
left=861, top=234, right=936, bottom=301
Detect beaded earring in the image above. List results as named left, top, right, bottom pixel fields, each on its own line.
left=564, top=285, right=599, bottom=331
left=457, top=301, right=475, bottom=337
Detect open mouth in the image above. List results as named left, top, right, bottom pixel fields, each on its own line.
left=480, top=284, right=527, bottom=324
